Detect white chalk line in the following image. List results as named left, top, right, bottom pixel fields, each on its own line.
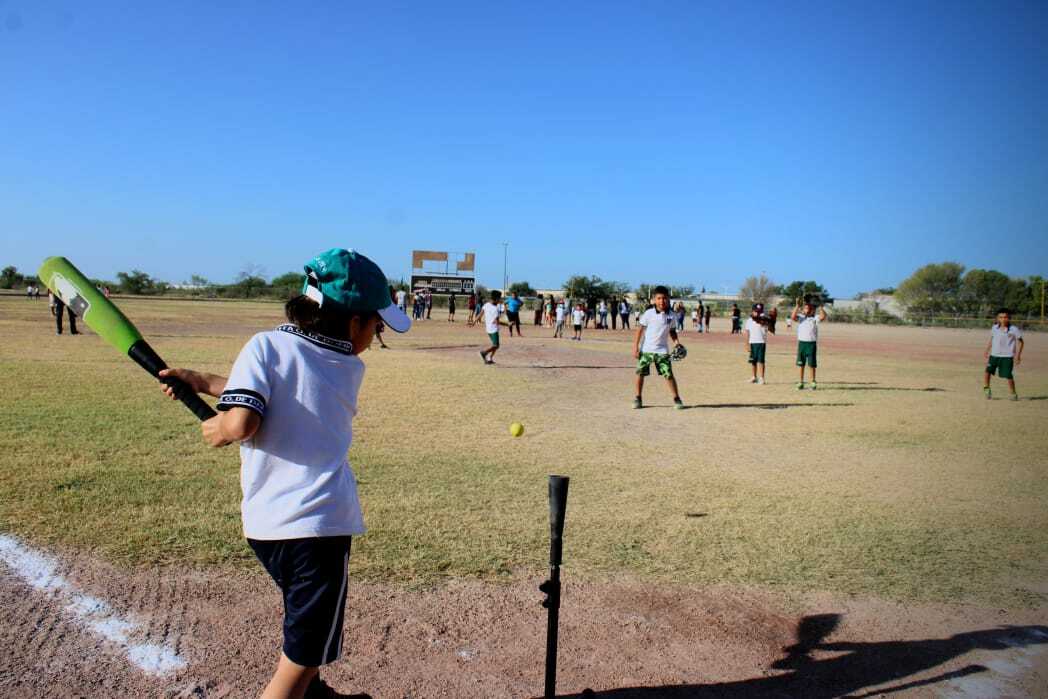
left=0, top=534, right=187, bottom=676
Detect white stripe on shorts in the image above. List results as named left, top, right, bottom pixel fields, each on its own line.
left=322, top=551, right=349, bottom=664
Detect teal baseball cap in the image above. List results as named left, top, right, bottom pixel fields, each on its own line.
left=303, top=248, right=411, bottom=332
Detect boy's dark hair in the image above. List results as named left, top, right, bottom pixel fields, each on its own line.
left=653, top=285, right=670, bottom=297
left=996, top=307, right=1011, bottom=316
left=491, top=290, right=502, bottom=301
left=285, top=295, right=375, bottom=340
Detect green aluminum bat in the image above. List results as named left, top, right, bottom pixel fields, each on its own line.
left=38, top=256, right=217, bottom=422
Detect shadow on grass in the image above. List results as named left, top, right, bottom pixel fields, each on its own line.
left=647, top=402, right=854, bottom=410
left=560, top=616, right=1048, bottom=699
left=509, top=365, right=634, bottom=370
left=828, top=386, right=945, bottom=392
left=1025, top=395, right=1048, bottom=401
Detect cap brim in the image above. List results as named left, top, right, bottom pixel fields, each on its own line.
left=378, top=302, right=411, bottom=333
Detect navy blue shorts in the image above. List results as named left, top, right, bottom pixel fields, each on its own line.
left=248, top=536, right=352, bottom=667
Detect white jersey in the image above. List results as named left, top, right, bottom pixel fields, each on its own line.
left=396, top=290, right=407, bottom=307
left=219, top=325, right=366, bottom=540
left=639, top=308, right=675, bottom=354
left=481, top=302, right=500, bottom=333
left=744, top=318, right=768, bottom=344
left=571, top=309, right=585, bottom=325
left=990, top=324, right=1022, bottom=357
left=796, top=313, right=819, bottom=342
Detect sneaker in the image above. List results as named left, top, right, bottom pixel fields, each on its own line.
left=810, top=382, right=817, bottom=391
left=984, top=387, right=992, bottom=400
left=748, top=377, right=758, bottom=384
left=756, top=377, right=765, bottom=385
left=479, top=351, right=487, bottom=363
left=1011, top=393, right=1019, bottom=401
left=632, top=397, right=642, bottom=409
left=796, top=382, right=805, bottom=390
left=674, top=398, right=685, bottom=410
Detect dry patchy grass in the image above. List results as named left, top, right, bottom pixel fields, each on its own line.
left=1, top=297, right=1046, bottom=605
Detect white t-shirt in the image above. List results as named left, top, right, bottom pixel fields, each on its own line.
left=396, top=290, right=407, bottom=307
left=598, top=302, right=607, bottom=313
left=796, top=314, right=819, bottom=342
left=639, top=308, right=675, bottom=354
left=555, top=304, right=565, bottom=322
left=990, top=324, right=1022, bottom=357
left=744, top=318, right=768, bottom=344
left=619, top=302, right=628, bottom=315
left=218, top=325, right=366, bottom=540
left=571, top=309, right=585, bottom=325
left=481, top=302, right=500, bottom=333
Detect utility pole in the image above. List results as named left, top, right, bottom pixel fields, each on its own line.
left=502, top=242, right=509, bottom=293
left=1041, top=278, right=1045, bottom=323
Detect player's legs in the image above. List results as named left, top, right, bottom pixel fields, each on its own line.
left=758, top=362, right=765, bottom=381
left=983, top=370, right=992, bottom=389
left=261, top=653, right=318, bottom=699
left=665, top=375, right=680, bottom=400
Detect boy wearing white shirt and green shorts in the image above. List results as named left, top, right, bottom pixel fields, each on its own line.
left=743, top=303, right=772, bottom=384
left=790, top=298, right=827, bottom=389
left=479, top=290, right=504, bottom=364
left=159, top=248, right=409, bottom=699
left=632, top=286, right=684, bottom=409
left=983, top=308, right=1024, bottom=400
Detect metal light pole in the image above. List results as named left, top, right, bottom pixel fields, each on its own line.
left=502, top=242, right=509, bottom=293
left=1041, top=278, right=1045, bottom=323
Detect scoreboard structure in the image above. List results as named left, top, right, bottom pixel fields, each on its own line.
left=410, top=250, right=476, bottom=294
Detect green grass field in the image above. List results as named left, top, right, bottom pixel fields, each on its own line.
left=2, top=296, right=1046, bottom=606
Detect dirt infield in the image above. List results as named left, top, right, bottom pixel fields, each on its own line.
left=1, top=538, right=1046, bottom=698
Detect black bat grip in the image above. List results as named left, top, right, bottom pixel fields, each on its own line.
left=549, top=475, right=569, bottom=567
left=128, top=340, right=217, bottom=422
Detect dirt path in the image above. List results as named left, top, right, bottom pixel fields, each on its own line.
left=1, top=539, right=1046, bottom=699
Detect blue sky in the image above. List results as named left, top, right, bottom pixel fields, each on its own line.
left=3, top=1, right=1046, bottom=297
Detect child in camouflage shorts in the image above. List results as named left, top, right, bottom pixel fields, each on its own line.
left=632, top=286, right=684, bottom=410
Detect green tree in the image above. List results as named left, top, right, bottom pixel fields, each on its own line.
left=1, top=266, right=24, bottom=289
left=895, top=262, right=965, bottom=317
left=225, top=275, right=269, bottom=299
left=960, top=269, right=1011, bottom=316
left=778, top=280, right=832, bottom=305
left=508, top=280, right=536, bottom=297
left=116, top=270, right=159, bottom=295
left=670, top=285, right=695, bottom=298
left=388, top=278, right=410, bottom=293
left=270, top=272, right=304, bottom=299
left=739, top=274, right=776, bottom=305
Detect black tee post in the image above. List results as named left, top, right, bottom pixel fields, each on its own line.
left=540, top=475, right=569, bottom=699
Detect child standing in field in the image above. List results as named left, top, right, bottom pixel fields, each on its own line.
left=571, top=303, right=585, bottom=341
left=704, top=305, right=711, bottom=333
left=790, top=298, right=827, bottom=389
left=984, top=308, right=1024, bottom=400
left=743, top=303, right=771, bottom=384
left=160, top=248, right=409, bottom=699
left=553, top=300, right=566, bottom=338
left=479, top=290, right=503, bottom=364
left=633, top=286, right=684, bottom=410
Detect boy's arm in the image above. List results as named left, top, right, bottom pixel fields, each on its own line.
left=1016, top=338, right=1024, bottom=364
left=202, top=407, right=261, bottom=448
left=159, top=369, right=227, bottom=398
left=985, top=339, right=992, bottom=359
left=790, top=302, right=800, bottom=322
left=818, top=306, right=828, bottom=322
left=633, top=326, right=644, bottom=358
left=670, top=328, right=679, bottom=345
